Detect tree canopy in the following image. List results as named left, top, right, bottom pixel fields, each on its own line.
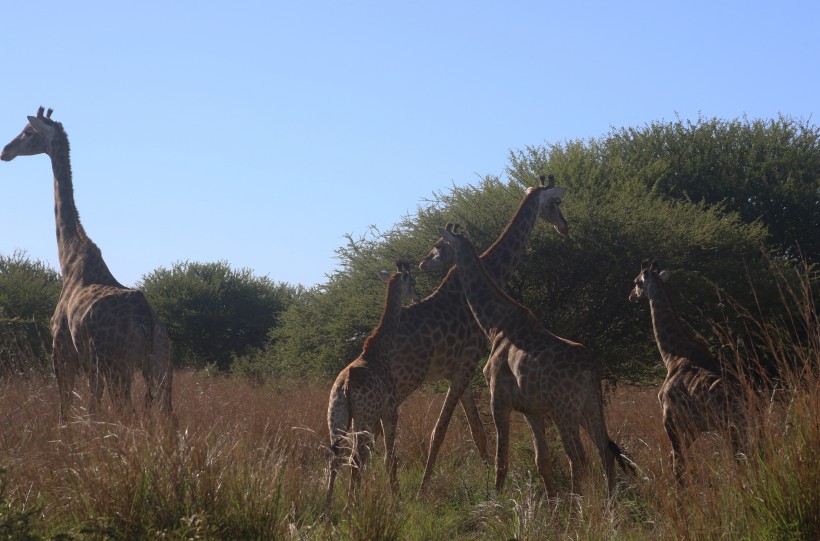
left=260, top=115, right=817, bottom=382
left=1, top=115, right=816, bottom=384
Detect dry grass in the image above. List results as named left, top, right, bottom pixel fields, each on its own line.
left=0, top=366, right=816, bottom=540
left=0, top=260, right=817, bottom=539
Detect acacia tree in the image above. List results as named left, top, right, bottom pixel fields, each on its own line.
left=510, top=115, right=820, bottom=261
left=139, top=261, right=298, bottom=370
left=265, top=116, right=811, bottom=382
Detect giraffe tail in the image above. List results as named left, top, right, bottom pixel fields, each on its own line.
left=608, top=439, right=639, bottom=475
left=327, top=380, right=352, bottom=458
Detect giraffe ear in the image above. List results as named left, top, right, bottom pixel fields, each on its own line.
left=438, top=226, right=455, bottom=242
left=27, top=115, right=51, bottom=134
left=378, top=270, right=391, bottom=283
left=543, top=186, right=566, bottom=199
left=659, top=269, right=672, bottom=282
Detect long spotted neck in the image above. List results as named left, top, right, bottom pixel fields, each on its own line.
left=479, top=187, right=543, bottom=287
left=361, top=274, right=405, bottom=363
left=451, top=237, right=520, bottom=342
left=47, top=128, right=119, bottom=287
left=646, top=280, right=714, bottom=370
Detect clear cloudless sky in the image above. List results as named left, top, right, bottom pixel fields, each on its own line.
left=1, top=1, right=817, bottom=287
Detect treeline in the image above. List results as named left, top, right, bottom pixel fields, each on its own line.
left=1, top=116, right=818, bottom=382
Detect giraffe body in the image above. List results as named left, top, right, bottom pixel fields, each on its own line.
left=325, top=261, right=420, bottom=511
left=403, top=181, right=568, bottom=491
left=438, top=225, right=631, bottom=495
left=2, top=108, right=172, bottom=422
left=630, top=260, right=749, bottom=480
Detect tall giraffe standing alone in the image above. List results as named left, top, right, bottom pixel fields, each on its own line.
left=398, top=177, right=568, bottom=491
left=325, top=260, right=420, bottom=511
left=629, top=260, right=749, bottom=481
left=1, top=108, right=172, bottom=422
left=437, top=224, right=632, bottom=495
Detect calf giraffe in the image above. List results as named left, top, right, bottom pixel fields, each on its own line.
left=438, top=224, right=632, bottom=495
left=1, top=108, right=172, bottom=422
left=325, top=260, right=420, bottom=511
left=629, top=260, right=749, bottom=481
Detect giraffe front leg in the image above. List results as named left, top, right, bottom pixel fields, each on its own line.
left=419, top=379, right=469, bottom=493
left=460, top=385, right=490, bottom=464
left=381, top=406, right=399, bottom=493
left=491, top=398, right=512, bottom=493
left=664, top=416, right=687, bottom=483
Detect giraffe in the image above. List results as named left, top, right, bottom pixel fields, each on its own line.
left=1, top=107, right=172, bottom=422
left=402, top=176, right=569, bottom=491
left=629, top=260, right=750, bottom=481
left=325, top=259, right=421, bottom=512
left=437, top=224, right=633, bottom=496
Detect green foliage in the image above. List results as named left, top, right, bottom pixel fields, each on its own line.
left=513, top=115, right=820, bottom=261
left=0, top=251, right=61, bottom=375
left=267, top=116, right=814, bottom=382
left=139, top=261, right=298, bottom=370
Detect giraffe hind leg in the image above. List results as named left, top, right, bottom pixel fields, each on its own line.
left=460, top=385, right=490, bottom=464
left=523, top=412, right=554, bottom=497
left=557, top=423, right=588, bottom=495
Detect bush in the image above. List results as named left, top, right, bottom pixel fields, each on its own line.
left=139, top=261, right=298, bottom=371
left=0, top=251, right=61, bottom=375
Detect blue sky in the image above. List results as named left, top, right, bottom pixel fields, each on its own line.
left=1, top=2, right=817, bottom=287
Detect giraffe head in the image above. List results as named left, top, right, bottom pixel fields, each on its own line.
left=419, top=176, right=568, bottom=272
left=1, top=107, right=60, bottom=162
left=379, top=259, right=421, bottom=303
left=629, top=259, right=671, bottom=302
left=436, top=222, right=473, bottom=257
left=530, top=174, right=569, bottom=237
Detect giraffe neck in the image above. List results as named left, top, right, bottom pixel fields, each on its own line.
left=479, top=187, right=543, bottom=286
left=48, top=128, right=119, bottom=287
left=647, top=283, right=713, bottom=370
left=452, top=237, right=522, bottom=342
left=361, top=274, right=404, bottom=363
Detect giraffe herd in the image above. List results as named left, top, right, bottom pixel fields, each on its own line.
left=2, top=108, right=753, bottom=509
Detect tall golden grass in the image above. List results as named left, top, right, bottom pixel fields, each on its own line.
left=0, top=262, right=816, bottom=540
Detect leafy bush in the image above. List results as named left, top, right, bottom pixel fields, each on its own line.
left=139, top=261, right=298, bottom=370
left=0, top=251, right=61, bottom=375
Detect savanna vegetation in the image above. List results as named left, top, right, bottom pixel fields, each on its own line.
left=0, top=115, right=818, bottom=539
